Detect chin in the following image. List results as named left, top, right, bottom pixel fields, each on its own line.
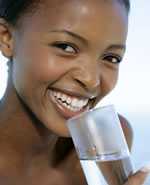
left=44, top=118, right=72, bottom=138
left=55, top=127, right=71, bottom=138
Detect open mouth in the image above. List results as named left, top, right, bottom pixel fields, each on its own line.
left=48, top=89, right=94, bottom=119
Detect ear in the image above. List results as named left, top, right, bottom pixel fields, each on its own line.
left=0, top=18, right=14, bottom=59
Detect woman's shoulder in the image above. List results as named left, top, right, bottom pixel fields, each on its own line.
left=118, top=114, right=133, bottom=150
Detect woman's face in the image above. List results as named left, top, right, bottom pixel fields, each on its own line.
left=11, top=0, right=128, bottom=136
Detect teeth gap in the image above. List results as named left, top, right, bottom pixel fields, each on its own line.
left=50, top=90, right=89, bottom=111
left=58, top=98, right=66, bottom=104
left=58, top=98, right=70, bottom=105
left=58, top=99, right=81, bottom=112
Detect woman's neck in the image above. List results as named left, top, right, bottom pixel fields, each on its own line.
left=0, top=74, right=68, bottom=163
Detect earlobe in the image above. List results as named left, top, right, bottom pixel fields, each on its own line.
left=0, top=19, right=14, bottom=59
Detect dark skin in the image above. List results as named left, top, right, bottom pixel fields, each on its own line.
left=0, top=0, right=149, bottom=185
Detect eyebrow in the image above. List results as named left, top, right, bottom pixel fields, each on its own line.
left=106, top=44, right=126, bottom=51
left=49, top=29, right=126, bottom=52
left=49, top=29, right=88, bottom=45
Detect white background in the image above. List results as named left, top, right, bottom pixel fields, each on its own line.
left=0, top=0, right=150, bottom=184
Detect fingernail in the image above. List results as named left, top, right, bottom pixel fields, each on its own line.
left=140, top=164, right=150, bottom=173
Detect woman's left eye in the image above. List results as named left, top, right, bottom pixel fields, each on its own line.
left=102, top=54, right=122, bottom=64
left=51, top=42, right=78, bottom=54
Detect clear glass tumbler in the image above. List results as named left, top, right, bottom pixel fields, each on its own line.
left=66, top=105, right=133, bottom=185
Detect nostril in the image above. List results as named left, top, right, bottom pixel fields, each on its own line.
left=71, top=66, right=101, bottom=91
left=74, top=77, right=100, bottom=91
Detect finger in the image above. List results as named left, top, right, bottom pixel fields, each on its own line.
left=124, top=165, right=150, bottom=185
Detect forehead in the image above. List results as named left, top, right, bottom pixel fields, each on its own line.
left=33, top=0, right=127, bottom=24
left=19, top=0, right=128, bottom=46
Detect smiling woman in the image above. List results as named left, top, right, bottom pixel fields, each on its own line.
left=0, top=0, right=149, bottom=185
left=0, top=0, right=129, bottom=137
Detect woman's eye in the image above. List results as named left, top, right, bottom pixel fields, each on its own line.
left=51, top=42, right=78, bottom=54
left=103, top=54, right=122, bottom=64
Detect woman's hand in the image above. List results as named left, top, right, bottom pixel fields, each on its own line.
left=124, top=165, right=150, bottom=185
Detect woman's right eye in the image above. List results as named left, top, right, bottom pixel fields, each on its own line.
left=51, top=42, right=78, bottom=54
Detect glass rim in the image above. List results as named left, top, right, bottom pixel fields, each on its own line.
left=67, top=104, right=115, bottom=122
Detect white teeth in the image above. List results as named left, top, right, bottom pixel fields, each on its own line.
left=66, top=97, right=72, bottom=104
left=56, top=92, right=61, bottom=99
left=76, top=100, right=84, bottom=108
left=67, top=104, right=80, bottom=112
left=84, top=99, right=89, bottom=105
left=58, top=99, right=80, bottom=112
left=79, top=99, right=88, bottom=107
left=71, top=98, right=78, bottom=107
left=61, top=94, right=67, bottom=101
left=50, top=90, right=89, bottom=112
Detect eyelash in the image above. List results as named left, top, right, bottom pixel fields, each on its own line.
left=51, top=42, right=78, bottom=54
left=51, top=42, right=122, bottom=64
left=102, top=53, right=122, bottom=64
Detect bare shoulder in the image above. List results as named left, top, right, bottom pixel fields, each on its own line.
left=118, top=114, right=133, bottom=150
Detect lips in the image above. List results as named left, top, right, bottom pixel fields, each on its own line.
left=48, top=89, right=90, bottom=119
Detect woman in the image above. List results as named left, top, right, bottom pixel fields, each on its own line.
left=0, top=0, right=149, bottom=184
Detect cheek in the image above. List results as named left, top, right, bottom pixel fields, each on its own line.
left=101, top=68, right=119, bottom=96
left=12, top=45, right=71, bottom=136
left=13, top=33, right=64, bottom=86
left=13, top=41, right=66, bottom=88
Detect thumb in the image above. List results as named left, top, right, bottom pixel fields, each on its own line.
left=124, top=165, right=150, bottom=185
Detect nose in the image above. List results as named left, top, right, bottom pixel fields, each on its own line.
left=71, top=59, right=101, bottom=97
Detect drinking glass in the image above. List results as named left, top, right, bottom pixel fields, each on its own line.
left=66, top=105, right=134, bottom=185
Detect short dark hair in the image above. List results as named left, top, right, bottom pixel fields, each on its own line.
left=0, top=0, right=130, bottom=26
left=119, top=0, right=130, bottom=12
left=0, top=0, right=40, bottom=26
